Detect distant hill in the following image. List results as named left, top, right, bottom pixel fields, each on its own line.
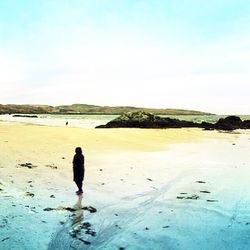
left=0, top=104, right=213, bottom=115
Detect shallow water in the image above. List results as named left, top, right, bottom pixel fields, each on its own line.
left=1, top=114, right=250, bottom=128
left=0, top=114, right=118, bottom=128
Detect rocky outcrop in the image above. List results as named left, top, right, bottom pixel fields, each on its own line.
left=214, top=116, right=243, bottom=130
left=243, top=120, right=250, bottom=129
left=96, top=112, right=200, bottom=129
left=96, top=112, right=200, bottom=128
left=96, top=112, right=250, bottom=131
left=13, top=114, right=38, bottom=118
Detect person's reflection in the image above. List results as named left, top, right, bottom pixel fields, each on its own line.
left=71, top=194, right=84, bottom=230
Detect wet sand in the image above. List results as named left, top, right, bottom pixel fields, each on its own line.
left=0, top=122, right=250, bottom=249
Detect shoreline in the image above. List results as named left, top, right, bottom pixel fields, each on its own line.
left=2, top=113, right=250, bottom=130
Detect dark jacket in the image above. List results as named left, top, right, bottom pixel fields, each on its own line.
left=73, top=153, right=85, bottom=182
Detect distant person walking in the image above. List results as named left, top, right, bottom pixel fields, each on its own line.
left=73, top=147, right=85, bottom=195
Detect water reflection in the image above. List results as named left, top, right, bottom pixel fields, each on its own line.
left=70, top=194, right=84, bottom=237
left=48, top=195, right=85, bottom=250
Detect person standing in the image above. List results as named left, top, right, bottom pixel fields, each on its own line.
left=73, top=147, right=85, bottom=195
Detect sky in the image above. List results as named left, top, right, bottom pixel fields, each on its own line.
left=0, top=0, right=250, bottom=114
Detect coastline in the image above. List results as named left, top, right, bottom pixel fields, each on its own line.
left=2, top=113, right=250, bottom=129
left=1, top=122, right=250, bottom=249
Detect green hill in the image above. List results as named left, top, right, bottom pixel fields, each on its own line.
left=0, top=104, right=213, bottom=115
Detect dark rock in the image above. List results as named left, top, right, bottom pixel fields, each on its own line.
left=96, top=112, right=199, bottom=129
left=18, top=163, right=37, bottom=169
left=243, top=120, right=250, bottom=129
left=96, top=112, right=250, bottom=131
left=44, top=206, right=77, bottom=212
left=24, top=192, right=34, bottom=197
left=80, top=222, right=96, bottom=237
left=206, top=199, right=218, bottom=202
left=83, top=206, right=97, bottom=213
left=178, top=194, right=200, bottom=200
left=44, top=207, right=54, bottom=211
left=196, top=181, right=206, bottom=183
left=82, top=222, right=91, bottom=229
left=85, top=229, right=96, bottom=237
left=163, top=225, right=170, bottom=228
left=70, top=232, right=77, bottom=238
left=64, top=207, right=76, bottom=212
left=214, top=116, right=243, bottom=130
left=200, top=191, right=211, bottom=194
left=201, top=122, right=214, bottom=130
left=45, top=164, right=58, bottom=169
left=146, top=178, right=153, bottom=181
left=186, top=195, right=200, bottom=200
left=13, top=114, right=38, bottom=118
left=44, top=206, right=75, bottom=212
left=176, top=196, right=185, bottom=199
left=50, top=195, right=55, bottom=198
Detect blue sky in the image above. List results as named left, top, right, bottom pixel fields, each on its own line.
left=0, top=0, right=250, bottom=114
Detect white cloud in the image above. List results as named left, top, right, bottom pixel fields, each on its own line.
left=1, top=28, right=250, bottom=114
left=0, top=50, right=33, bottom=102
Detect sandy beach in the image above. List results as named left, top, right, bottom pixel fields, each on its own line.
left=1, top=121, right=250, bottom=249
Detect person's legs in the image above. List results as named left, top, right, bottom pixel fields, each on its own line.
left=75, top=180, right=83, bottom=193
left=78, top=181, right=83, bottom=193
